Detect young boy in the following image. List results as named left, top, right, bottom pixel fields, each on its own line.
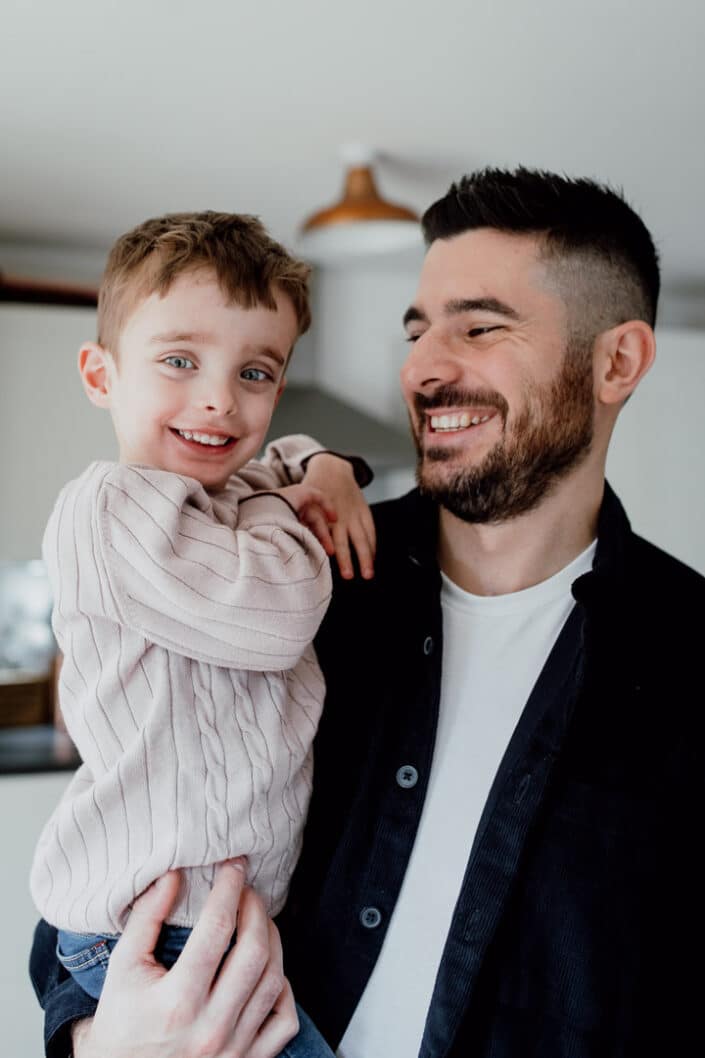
left=29, top=211, right=375, bottom=1058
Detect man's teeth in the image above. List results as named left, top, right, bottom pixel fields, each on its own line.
left=177, top=430, right=230, bottom=446
left=430, top=413, right=491, bottom=431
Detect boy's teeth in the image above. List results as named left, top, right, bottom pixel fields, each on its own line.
left=178, top=429, right=230, bottom=446
left=430, top=412, right=491, bottom=431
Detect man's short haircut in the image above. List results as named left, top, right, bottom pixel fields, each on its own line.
left=421, top=168, right=660, bottom=340
left=97, top=211, right=311, bottom=354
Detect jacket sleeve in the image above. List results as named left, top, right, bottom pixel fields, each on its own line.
left=94, top=464, right=331, bottom=670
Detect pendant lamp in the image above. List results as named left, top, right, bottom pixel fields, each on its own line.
left=297, top=144, right=422, bottom=264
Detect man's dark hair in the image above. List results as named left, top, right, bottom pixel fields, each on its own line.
left=421, top=167, right=660, bottom=336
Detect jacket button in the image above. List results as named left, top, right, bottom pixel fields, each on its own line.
left=360, top=906, right=382, bottom=929
left=396, top=765, right=419, bottom=789
left=423, top=636, right=434, bottom=655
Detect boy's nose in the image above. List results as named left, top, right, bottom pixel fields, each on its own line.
left=197, top=381, right=237, bottom=416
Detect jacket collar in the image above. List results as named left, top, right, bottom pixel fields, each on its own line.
left=399, top=480, right=632, bottom=608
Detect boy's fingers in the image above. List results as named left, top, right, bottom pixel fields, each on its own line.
left=302, top=507, right=335, bottom=554
left=166, top=859, right=246, bottom=1003
left=332, top=523, right=353, bottom=579
left=349, top=523, right=375, bottom=579
left=362, top=507, right=377, bottom=555
left=110, top=870, right=181, bottom=972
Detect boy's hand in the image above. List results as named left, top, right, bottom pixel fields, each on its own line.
left=273, top=484, right=339, bottom=557
left=301, top=453, right=376, bottom=580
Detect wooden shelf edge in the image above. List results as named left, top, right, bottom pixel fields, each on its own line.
left=0, top=272, right=98, bottom=307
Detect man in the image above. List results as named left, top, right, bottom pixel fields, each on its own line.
left=31, top=169, right=704, bottom=1057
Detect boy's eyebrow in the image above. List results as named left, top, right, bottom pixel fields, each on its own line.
left=256, top=346, right=287, bottom=367
left=150, top=331, right=212, bottom=344
left=402, top=297, right=520, bottom=328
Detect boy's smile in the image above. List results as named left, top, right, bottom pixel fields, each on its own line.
left=81, top=269, right=298, bottom=491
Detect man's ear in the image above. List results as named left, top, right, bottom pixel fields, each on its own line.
left=78, top=342, right=113, bottom=408
left=594, top=321, right=655, bottom=406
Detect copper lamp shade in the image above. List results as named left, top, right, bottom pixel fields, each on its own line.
left=298, top=145, right=422, bottom=263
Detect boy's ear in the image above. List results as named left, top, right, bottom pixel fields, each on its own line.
left=594, top=320, right=655, bottom=406
left=78, top=342, right=113, bottom=408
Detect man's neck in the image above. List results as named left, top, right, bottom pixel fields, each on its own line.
left=437, top=467, right=603, bottom=596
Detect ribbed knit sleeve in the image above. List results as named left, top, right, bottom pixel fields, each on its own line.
left=236, top=434, right=325, bottom=491
left=94, top=464, right=331, bottom=670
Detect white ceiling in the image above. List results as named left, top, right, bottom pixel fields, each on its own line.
left=2, top=0, right=704, bottom=288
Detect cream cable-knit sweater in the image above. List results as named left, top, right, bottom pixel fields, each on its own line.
left=30, top=436, right=332, bottom=934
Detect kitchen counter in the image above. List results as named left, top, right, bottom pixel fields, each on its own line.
left=0, top=724, right=80, bottom=775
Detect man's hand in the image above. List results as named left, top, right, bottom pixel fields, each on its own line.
left=300, top=453, right=376, bottom=580
left=71, top=859, right=298, bottom=1058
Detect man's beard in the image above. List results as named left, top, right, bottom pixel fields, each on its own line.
left=412, top=343, right=595, bottom=524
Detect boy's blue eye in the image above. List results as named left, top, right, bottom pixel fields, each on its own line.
left=164, top=356, right=195, bottom=369
left=241, top=368, right=270, bottom=382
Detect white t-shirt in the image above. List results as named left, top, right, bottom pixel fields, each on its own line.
left=338, top=541, right=596, bottom=1058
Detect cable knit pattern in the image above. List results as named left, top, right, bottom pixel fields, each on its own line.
left=30, top=437, right=330, bottom=934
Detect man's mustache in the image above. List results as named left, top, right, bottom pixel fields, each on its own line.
left=413, top=385, right=509, bottom=418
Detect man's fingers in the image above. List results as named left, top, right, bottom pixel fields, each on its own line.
left=110, top=870, right=181, bottom=973
left=207, top=886, right=275, bottom=1031
left=216, top=917, right=290, bottom=1056
left=245, top=979, right=300, bottom=1058
left=166, top=859, right=246, bottom=1003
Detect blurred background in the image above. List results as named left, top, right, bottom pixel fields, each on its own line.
left=1, top=0, right=704, bottom=1051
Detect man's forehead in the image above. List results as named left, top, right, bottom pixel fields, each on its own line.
left=410, top=229, right=553, bottom=316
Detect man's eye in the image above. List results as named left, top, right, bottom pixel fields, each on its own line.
left=241, top=367, right=270, bottom=382
left=468, top=326, right=501, bottom=338
left=404, top=333, right=423, bottom=343
left=164, top=355, right=195, bottom=369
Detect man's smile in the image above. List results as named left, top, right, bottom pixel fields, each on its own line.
left=426, top=407, right=500, bottom=435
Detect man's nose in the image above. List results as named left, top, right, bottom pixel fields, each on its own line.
left=400, top=333, right=461, bottom=392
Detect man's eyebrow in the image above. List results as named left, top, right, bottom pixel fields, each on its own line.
left=402, top=306, right=428, bottom=328
left=444, top=297, right=520, bottom=320
left=403, top=297, right=521, bottom=329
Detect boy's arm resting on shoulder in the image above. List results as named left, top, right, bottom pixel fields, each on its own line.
left=94, top=464, right=331, bottom=670
left=30, top=863, right=298, bottom=1058
left=239, top=433, right=374, bottom=490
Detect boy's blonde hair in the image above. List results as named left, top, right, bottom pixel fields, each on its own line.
left=97, top=211, right=311, bottom=354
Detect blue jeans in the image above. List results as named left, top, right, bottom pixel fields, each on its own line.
left=56, top=927, right=334, bottom=1058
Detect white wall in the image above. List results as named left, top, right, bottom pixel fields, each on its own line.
left=606, top=327, right=705, bottom=574
left=0, top=771, right=74, bottom=1057
left=1, top=304, right=114, bottom=561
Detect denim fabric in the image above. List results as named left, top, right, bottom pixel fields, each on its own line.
left=56, top=925, right=334, bottom=1058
